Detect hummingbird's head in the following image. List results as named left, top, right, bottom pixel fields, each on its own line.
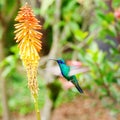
left=57, top=58, right=65, bottom=64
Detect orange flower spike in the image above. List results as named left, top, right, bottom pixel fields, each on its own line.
left=14, top=3, right=42, bottom=120
left=14, top=3, right=42, bottom=96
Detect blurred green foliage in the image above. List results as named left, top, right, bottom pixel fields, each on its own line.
left=39, top=0, right=120, bottom=111
left=0, top=0, right=120, bottom=117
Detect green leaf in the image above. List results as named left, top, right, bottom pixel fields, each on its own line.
left=74, top=29, right=88, bottom=41
left=104, top=39, right=116, bottom=47
left=106, top=72, right=114, bottom=83
left=108, top=25, right=117, bottom=37
left=69, top=21, right=79, bottom=31
left=112, top=0, right=120, bottom=8
left=86, top=36, right=94, bottom=45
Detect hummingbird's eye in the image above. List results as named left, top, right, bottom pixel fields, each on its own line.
left=60, top=61, right=62, bottom=63
left=59, top=60, right=63, bottom=64
left=60, top=60, right=63, bottom=63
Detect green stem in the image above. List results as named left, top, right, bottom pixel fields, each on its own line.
left=33, top=93, right=41, bottom=120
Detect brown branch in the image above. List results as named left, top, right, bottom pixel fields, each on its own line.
left=0, top=1, right=20, bottom=120
left=41, top=1, right=62, bottom=120
left=0, top=37, right=10, bottom=120
left=0, top=13, right=7, bottom=27
left=45, top=0, right=62, bottom=83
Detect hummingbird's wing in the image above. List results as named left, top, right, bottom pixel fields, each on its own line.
left=45, top=66, right=89, bottom=76
left=69, top=66, right=89, bottom=76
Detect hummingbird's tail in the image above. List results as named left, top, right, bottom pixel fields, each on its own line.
left=74, top=82, right=83, bottom=93
left=71, top=76, right=83, bottom=93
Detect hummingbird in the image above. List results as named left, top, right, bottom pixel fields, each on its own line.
left=49, top=58, right=84, bottom=93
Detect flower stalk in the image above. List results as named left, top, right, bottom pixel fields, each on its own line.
left=14, top=3, right=42, bottom=120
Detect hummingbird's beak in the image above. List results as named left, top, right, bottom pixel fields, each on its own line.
left=48, top=58, right=57, bottom=61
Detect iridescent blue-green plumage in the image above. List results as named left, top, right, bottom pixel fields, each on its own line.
left=54, top=58, right=83, bottom=93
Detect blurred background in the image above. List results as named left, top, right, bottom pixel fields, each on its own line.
left=0, top=0, right=120, bottom=120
